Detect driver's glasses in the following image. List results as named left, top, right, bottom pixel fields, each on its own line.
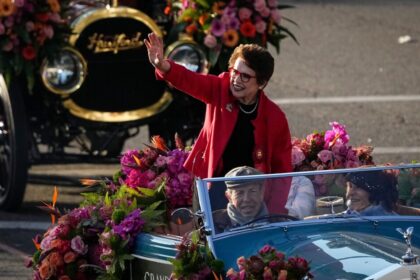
left=229, top=68, right=256, bottom=83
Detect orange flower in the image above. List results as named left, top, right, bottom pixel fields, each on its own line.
left=151, top=135, right=168, bottom=151
left=0, top=0, right=15, bottom=17
left=212, top=1, right=225, bottom=15
left=80, top=178, right=100, bottom=187
left=198, top=13, right=208, bottom=26
left=164, top=5, right=171, bottom=15
left=39, top=261, right=53, bottom=279
left=64, top=251, right=77, bottom=264
left=185, top=23, right=198, bottom=35
left=222, top=29, right=239, bottom=48
left=240, top=21, right=256, bottom=38
left=49, top=251, right=64, bottom=268
left=47, top=0, right=60, bottom=13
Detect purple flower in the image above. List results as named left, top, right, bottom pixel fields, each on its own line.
left=211, top=18, right=226, bottom=37
left=112, top=209, right=145, bottom=243
left=120, top=149, right=141, bottom=174
left=71, top=235, right=88, bottom=255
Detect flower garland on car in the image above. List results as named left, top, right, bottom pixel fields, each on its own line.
left=167, top=0, right=297, bottom=69
left=226, top=244, right=312, bottom=280
left=0, top=0, right=70, bottom=90
left=170, top=231, right=225, bottom=280
left=292, top=121, right=374, bottom=195
left=27, top=135, right=195, bottom=279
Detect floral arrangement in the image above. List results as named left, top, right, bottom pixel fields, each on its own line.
left=0, top=0, right=70, bottom=90
left=292, top=121, right=374, bottom=195
left=119, top=135, right=194, bottom=209
left=226, top=244, right=312, bottom=280
left=167, top=0, right=297, bottom=69
left=170, top=231, right=225, bottom=280
left=27, top=135, right=195, bottom=279
left=292, top=121, right=374, bottom=172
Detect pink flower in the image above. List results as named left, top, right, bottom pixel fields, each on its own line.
left=43, top=25, right=54, bottom=39
left=238, top=7, right=252, bottom=21
left=14, top=0, right=25, bottom=7
left=292, top=146, right=305, bottom=166
left=255, top=19, right=267, bottom=34
left=40, top=235, right=54, bottom=251
left=263, top=267, right=273, bottom=279
left=317, top=150, right=333, bottom=163
left=324, top=121, right=349, bottom=149
left=259, top=7, right=271, bottom=18
left=25, top=21, right=35, bottom=32
left=204, top=34, right=217, bottom=48
left=258, top=244, right=273, bottom=254
left=236, top=256, right=246, bottom=269
left=71, top=235, right=88, bottom=255
left=0, top=23, right=5, bottom=35
left=267, top=0, right=278, bottom=8
left=271, top=9, right=282, bottom=24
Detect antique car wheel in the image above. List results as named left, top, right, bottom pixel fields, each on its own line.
left=0, top=76, right=28, bottom=210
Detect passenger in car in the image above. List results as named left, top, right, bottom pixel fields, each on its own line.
left=144, top=33, right=292, bottom=214
left=286, top=176, right=316, bottom=219
left=212, top=166, right=267, bottom=233
left=344, top=170, right=399, bottom=216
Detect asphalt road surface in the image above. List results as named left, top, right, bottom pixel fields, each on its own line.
left=1, top=1, right=420, bottom=279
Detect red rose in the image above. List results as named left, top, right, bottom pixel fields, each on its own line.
left=240, top=21, right=256, bottom=38
left=35, top=12, right=49, bottom=22
left=22, top=45, right=36, bottom=60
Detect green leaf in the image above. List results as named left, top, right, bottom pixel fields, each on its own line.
left=195, top=0, right=210, bottom=9
left=277, top=25, right=299, bottom=45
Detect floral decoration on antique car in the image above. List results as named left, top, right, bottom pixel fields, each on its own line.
left=292, top=121, right=374, bottom=196
left=26, top=135, right=194, bottom=279
left=167, top=0, right=298, bottom=69
left=226, top=245, right=312, bottom=280
left=0, top=0, right=70, bottom=90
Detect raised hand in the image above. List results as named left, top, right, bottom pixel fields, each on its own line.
left=144, top=32, right=170, bottom=73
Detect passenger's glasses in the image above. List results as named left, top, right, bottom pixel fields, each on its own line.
left=229, top=68, right=256, bottom=83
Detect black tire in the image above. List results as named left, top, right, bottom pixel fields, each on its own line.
left=0, top=75, right=28, bottom=211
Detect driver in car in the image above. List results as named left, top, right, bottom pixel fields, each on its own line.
left=213, top=166, right=268, bottom=233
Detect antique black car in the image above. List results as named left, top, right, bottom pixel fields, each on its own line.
left=0, top=0, right=208, bottom=210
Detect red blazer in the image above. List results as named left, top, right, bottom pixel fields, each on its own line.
left=156, top=61, right=292, bottom=212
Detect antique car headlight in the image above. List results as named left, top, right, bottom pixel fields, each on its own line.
left=41, top=48, right=87, bottom=95
left=165, top=40, right=208, bottom=73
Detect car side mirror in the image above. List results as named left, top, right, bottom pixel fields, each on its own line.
left=170, top=208, right=194, bottom=225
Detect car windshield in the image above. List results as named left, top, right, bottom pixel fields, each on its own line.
left=195, top=164, right=420, bottom=235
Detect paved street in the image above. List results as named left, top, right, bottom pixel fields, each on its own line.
left=1, top=1, right=420, bottom=279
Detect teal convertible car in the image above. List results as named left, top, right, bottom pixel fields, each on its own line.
left=132, top=164, right=420, bottom=280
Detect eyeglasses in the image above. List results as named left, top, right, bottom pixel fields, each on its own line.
left=229, top=67, right=256, bottom=83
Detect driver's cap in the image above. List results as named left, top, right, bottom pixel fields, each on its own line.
left=225, top=166, right=263, bottom=189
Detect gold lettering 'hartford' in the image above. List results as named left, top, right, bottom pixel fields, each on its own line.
left=87, top=32, right=143, bottom=54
